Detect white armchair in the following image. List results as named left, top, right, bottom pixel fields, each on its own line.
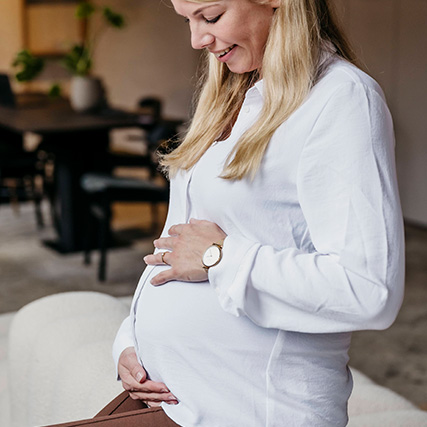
left=1, top=291, right=426, bottom=427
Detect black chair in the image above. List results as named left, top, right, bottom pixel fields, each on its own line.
left=107, top=96, right=177, bottom=173
left=0, top=73, right=17, bottom=107
left=0, top=73, right=45, bottom=227
left=0, top=141, right=45, bottom=229
left=138, top=97, right=162, bottom=125
left=81, top=119, right=181, bottom=282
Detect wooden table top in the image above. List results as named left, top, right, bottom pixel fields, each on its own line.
left=0, top=96, right=143, bottom=135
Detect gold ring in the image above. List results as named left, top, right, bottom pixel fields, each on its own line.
left=161, top=251, right=168, bottom=265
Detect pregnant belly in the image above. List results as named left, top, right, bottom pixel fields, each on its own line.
left=134, top=265, right=277, bottom=388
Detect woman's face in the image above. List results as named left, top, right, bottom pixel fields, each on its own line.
left=171, top=0, right=279, bottom=74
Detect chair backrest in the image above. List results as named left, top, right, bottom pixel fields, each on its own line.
left=0, top=74, right=16, bottom=107
left=138, top=97, right=162, bottom=124
left=147, top=119, right=183, bottom=157
left=146, top=120, right=180, bottom=146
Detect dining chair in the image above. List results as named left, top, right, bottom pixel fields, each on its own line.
left=0, top=73, right=45, bottom=227
left=0, top=140, right=45, bottom=228
left=80, top=118, right=181, bottom=281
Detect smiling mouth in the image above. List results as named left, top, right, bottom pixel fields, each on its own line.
left=215, top=45, right=236, bottom=58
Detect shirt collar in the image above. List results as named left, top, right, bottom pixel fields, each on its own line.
left=254, top=79, right=264, bottom=96
left=246, top=79, right=264, bottom=99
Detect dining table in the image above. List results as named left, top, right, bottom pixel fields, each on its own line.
left=0, top=95, right=149, bottom=253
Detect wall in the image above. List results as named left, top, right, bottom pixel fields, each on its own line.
left=332, top=0, right=427, bottom=225
left=0, top=0, right=199, bottom=120
left=92, top=0, right=199, bottom=119
left=2, top=0, right=426, bottom=223
left=0, top=0, right=23, bottom=72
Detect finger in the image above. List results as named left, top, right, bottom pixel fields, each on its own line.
left=121, top=374, right=150, bottom=392
left=153, top=237, right=174, bottom=250
left=168, top=223, right=186, bottom=236
left=128, top=392, right=166, bottom=404
left=120, top=372, right=142, bottom=390
left=139, top=380, right=172, bottom=394
left=123, top=376, right=170, bottom=394
left=131, top=365, right=146, bottom=383
left=128, top=391, right=177, bottom=401
left=121, top=377, right=143, bottom=392
left=119, top=362, right=146, bottom=386
left=146, top=400, right=179, bottom=407
left=143, top=252, right=170, bottom=266
left=153, top=400, right=179, bottom=406
left=150, top=270, right=175, bottom=286
left=146, top=401, right=162, bottom=407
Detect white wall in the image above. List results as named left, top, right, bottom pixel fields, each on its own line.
left=93, top=0, right=199, bottom=119
left=2, top=0, right=427, bottom=222
left=333, top=0, right=427, bottom=225
left=0, top=0, right=199, bottom=120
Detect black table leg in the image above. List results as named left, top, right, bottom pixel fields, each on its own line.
left=41, top=130, right=111, bottom=253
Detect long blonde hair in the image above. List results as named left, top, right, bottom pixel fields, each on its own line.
left=161, top=0, right=356, bottom=180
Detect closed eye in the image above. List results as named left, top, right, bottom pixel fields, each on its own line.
left=205, top=14, right=222, bottom=24
left=183, top=13, right=222, bottom=25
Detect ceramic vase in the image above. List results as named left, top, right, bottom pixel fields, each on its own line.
left=69, top=76, right=104, bottom=113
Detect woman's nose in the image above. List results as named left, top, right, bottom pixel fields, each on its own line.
left=190, top=27, right=215, bottom=50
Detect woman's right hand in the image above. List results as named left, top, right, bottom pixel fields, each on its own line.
left=118, top=347, right=178, bottom=407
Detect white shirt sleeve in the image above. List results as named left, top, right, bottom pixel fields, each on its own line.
left=112, top=316, right=134, bottom=379
left=208, top=82, right=405, bottom=333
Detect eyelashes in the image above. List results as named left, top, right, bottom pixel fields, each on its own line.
left=205, top=14, right=222, bottom=24
left=184, top=14, right=223, bottom=25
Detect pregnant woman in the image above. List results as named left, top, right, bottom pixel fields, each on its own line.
left=112, top=0, right=405, bottom=425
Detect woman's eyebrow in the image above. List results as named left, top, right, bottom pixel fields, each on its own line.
left=192, top=4, right=220, bottom=17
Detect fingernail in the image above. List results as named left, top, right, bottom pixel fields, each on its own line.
left=136, top=372, right=143, bottom=383
left=143, top=256, right=148, bottom=262
left=161, top=388, right=169, bottom=393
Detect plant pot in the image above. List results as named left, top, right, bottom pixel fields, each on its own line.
left=69, top=76, right=104, bottom=113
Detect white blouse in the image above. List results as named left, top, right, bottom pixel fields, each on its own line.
left=113, top=58, right=405, bottom=427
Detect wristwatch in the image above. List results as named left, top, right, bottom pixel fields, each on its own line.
left=202, top=240, right=224, bottom=272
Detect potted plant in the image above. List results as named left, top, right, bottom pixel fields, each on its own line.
left=65, top=1, right=125, bottom=112
left=11, top=1, right=125, bottom=112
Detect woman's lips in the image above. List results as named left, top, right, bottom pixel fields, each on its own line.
left=214, top=45, right=236, bottom=61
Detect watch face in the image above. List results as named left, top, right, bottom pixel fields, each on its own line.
left=203, top=245, right=222, bottom=267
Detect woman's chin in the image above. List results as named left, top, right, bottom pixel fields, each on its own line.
left=226, top=64, right=255, bottom=74
left=225, top=60, right=258, bottom=74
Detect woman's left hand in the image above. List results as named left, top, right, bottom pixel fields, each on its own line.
left=143, top=218, right=227, bottom=286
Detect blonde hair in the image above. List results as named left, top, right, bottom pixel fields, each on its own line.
left=161, top=0, right=356, bottom=180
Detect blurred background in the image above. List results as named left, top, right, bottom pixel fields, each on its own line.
left=0, top=0, right=426, bottom=413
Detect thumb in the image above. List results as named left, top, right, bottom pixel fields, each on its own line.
left=132, top=365, right=147, bottom=383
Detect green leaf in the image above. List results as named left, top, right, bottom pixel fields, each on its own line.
left=12, top=50, right=44, bottom=82
left=76, top=1, right=95, bottom=19
left=48, top=83, right=62, bottom=98
left=103, top=7, right=125, bottom=28
left=62, top=44, right=92, bottom=76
